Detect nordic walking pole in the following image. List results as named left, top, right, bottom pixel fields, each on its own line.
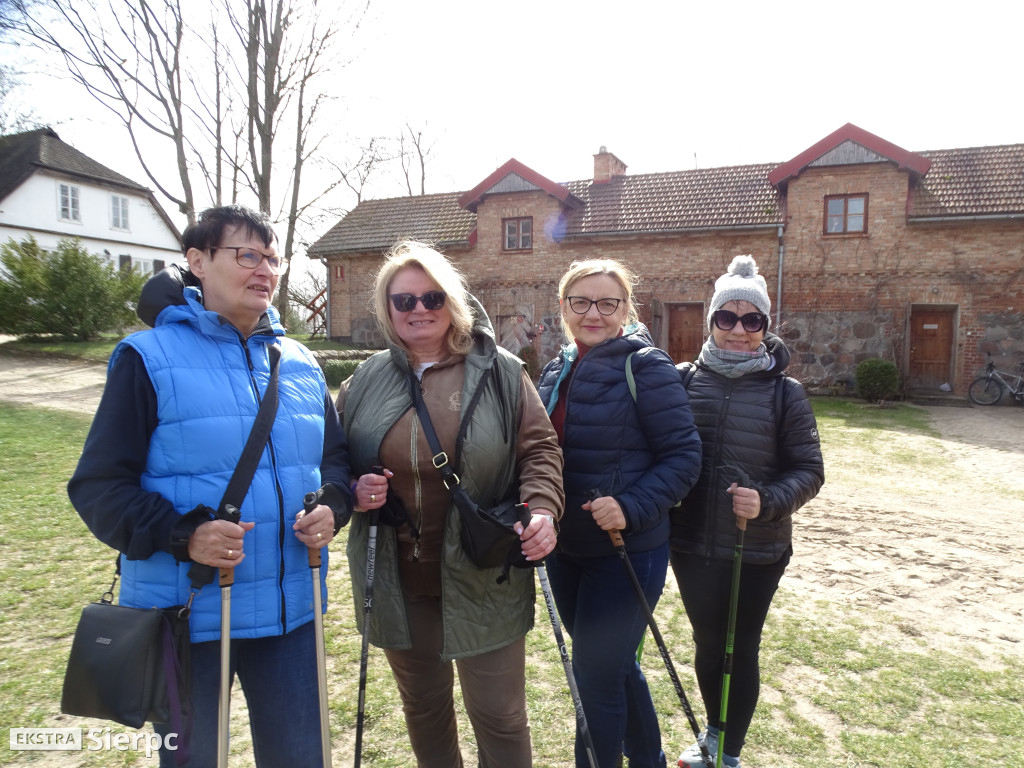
left=523, top=502, right=599, bottom=768
left=717, top=512, right=746, bottom=768
left=217, top=503, right=242, bottom=768
left=354, top=506, right=379, bottom=768
left=591, top=490, right=714, bottom=768
left=303, top=493, right=333, bottom=768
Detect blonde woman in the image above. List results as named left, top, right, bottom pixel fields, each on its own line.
left=338, top=241, right=564, bottom=767
left=537, top=259, right=702, bottom=768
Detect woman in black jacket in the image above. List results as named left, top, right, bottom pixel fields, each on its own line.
left=672, top=255, right=824, bottom=768
left=538, top=258, right=702, bottom=768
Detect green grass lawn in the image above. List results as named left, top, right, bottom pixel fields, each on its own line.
left=1, top=400, right=1021, bottom=766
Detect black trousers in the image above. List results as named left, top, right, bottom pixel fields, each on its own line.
left=669, top=547, right=791, bottom=758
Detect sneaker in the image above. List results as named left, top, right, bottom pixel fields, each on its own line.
left=677, top=730, right=717, bottom=767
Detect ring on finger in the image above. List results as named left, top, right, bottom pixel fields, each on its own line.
left=227, top=549, right=234, bottom=558
left=371, top=493, right=376, bottom=503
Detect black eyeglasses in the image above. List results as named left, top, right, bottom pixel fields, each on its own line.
left=566, top=296, right=623, bottom=316
left=209, top=245, right=288, bottom=274
left=389, top=291, right=447, bottom=312
left=712, top=309, right=768, bottom=333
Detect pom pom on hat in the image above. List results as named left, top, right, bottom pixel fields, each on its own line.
left=708, top=255, right=771, bottom=330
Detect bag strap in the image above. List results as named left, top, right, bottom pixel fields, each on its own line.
left=408, top=368, right=462, bottom=490
left=625, top=352, right=637, bottom=403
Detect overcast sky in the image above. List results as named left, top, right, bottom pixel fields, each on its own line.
left=11, top=0, right=1024, bottom=248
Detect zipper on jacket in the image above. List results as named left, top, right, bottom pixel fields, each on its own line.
left=241, top=335, right=290, bottom=631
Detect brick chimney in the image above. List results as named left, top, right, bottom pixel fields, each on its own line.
left=593, top=146, right=627, bottom=183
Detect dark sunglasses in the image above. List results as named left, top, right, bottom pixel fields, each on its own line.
left=712, top=309, right=768, bottom=333
left=389, top=291, right=447, bottom=312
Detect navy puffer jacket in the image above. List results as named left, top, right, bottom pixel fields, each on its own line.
left=669, top=334, right=825, bottom=564
left=538, top=325, right=702, bottom=557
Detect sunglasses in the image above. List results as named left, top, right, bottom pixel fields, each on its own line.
left=712, top=309, right=768, bottom=333
left=389, top=291, right=447, bottom=312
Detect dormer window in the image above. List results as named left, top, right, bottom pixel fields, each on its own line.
left=503, top=217, right=532, bottom=251
left=825, top=194, right=867, bottom=235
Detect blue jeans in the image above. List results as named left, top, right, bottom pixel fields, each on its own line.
left=546, top=543, right=669, bottom=768
left=155, top=620, right=325, bottom=768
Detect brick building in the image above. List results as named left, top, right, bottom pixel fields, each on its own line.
left=308, top=123, right=1024, bottom=396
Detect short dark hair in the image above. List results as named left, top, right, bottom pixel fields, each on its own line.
left=182, top=205, right=277, bottom=254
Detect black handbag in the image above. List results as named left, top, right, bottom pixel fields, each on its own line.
left=61, top=345, right=282, bottom=732
left=61, top=566, right=191, bottom=729
left=408, top=366, right=531, bottom=583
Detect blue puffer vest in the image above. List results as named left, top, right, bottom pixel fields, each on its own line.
left=114, top=291, right=328, bottom=642
left=537, top=324, right=702, bottom=557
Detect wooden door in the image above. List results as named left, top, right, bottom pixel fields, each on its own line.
left=668, top=303, right=705, bottom=364
left=908, top=308, right=955, bottom=389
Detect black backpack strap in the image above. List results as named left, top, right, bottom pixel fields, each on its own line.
left=678, top=362, right=697, bottom=390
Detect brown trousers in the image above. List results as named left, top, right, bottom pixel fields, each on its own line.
left=383, top=593, right=532, bottom=768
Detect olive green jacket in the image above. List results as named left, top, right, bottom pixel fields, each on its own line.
left=340, top=300, right=562, bottom=659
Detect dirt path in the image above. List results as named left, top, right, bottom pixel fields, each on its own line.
left=2, top=350, right=1022, bottom=664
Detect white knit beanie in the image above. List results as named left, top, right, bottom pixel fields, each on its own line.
left=708, top=255, right=771, bottom=330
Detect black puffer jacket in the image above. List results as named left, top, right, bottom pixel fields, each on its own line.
left=669, top=334, right=824, bottom=564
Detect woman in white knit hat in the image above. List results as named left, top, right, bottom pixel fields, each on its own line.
left=671, top=255, right=825, bottom=768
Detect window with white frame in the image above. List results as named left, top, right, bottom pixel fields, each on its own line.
left=503, top=217, right=533, bottom=250
left=59, top=183, right=81, bottom=222
left=111, top=195, right=129, bottom=230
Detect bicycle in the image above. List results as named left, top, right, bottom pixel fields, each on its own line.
left=967, top=359, right=1024, bottom=405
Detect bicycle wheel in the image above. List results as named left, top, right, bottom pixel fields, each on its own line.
left=968, top=377, right=1003, bottom=405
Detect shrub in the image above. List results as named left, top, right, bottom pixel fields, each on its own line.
left=323, top=359, right=359, bottom=388
left=855, top=358, right=900, bottom=402
left=0, top=236, right=147, bottom=341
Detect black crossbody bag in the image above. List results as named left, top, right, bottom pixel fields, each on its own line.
left=407, top=366, right=531, bottom=584
left=61, top=345, right=282, bottom=738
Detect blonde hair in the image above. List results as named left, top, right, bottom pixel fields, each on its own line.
left=372, top=240, right=474, bottom=357
left=557, top=258, right=640, bottom=342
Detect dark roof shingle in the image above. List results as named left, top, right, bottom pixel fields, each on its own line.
left=308, top=192, right=476, bottom=256
left=910, top=144, right=1024, bottom=218
left=310, top=141, right=1023, bottom=255
left=0, top=127, right=147, bottom=203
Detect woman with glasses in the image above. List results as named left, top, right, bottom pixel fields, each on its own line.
left=337, top=240, right=563, bottom=767
left=68, top=205, right=351, bottom=766
left=672, top=255, right=824, bottom=768
left=536, top=259, right=702, bottom=768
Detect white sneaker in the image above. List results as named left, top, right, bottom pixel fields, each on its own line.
left=677, top=730, right=716, bottom=767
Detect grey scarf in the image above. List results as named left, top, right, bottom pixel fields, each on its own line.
left=697, top=336, right=774, bottom=378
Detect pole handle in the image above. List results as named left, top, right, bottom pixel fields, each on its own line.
left=218, top=504, right=241, bottom=587
left=303, top=492, right=323, bottom=567
left=735, top=515, right=748, bottom=532
left=608, top=529, right=625, bottom=548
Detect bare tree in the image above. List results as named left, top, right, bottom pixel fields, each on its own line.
left=9, top=0, right=367, bottom=282
left=0, top=64, right=41, bottom=134
left=397, top=121, right=433, bottom=196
